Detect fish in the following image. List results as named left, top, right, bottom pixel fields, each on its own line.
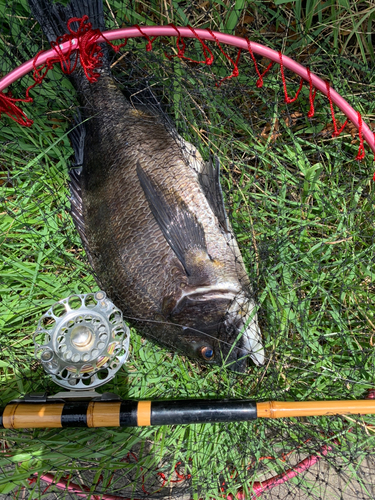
left=28, top=0, right=264, bottom=371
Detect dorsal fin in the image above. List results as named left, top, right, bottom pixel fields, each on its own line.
left=68, top=168, right=88, bottom=246
left=67, top=120, right=96, bottom=272
left=136, top=162, right=208, bottom=276
left=69, top=118, right=86, bottom=168
left=198, top=156, right=230, bottom=233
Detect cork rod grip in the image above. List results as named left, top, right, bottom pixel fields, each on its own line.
left=3, top=403, right=64, bottom=429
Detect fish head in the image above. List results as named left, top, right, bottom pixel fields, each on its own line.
left=169, top=287, right=265, bottom=372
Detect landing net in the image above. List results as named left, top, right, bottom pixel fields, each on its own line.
left=1, top=1, right=375, bottom=499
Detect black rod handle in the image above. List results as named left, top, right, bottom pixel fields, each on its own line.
left=150, top=399, right=257, bottom=425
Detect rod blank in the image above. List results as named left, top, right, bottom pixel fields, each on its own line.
left=256, top=400, right=375, bottom=418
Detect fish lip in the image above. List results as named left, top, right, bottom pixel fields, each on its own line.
left=242, top=332, right=265, bottom=366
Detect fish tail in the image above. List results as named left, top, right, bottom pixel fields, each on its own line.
left=28, top=0, right=113, bottom=95
left=28, top=0, right=106, bottom=43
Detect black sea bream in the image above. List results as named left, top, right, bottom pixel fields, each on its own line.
left=28, top=0, right=264, bottom=371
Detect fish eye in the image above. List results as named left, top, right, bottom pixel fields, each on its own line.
left=200, top=347, right=214, bottom=360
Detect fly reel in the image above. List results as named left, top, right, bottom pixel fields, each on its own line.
left=34, top=291, right=130, bottom=390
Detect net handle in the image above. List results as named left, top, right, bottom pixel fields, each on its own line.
left=1, top=25, right=374, bottom=155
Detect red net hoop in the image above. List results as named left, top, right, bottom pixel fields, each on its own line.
left=1, top=24, right=374, bottom=172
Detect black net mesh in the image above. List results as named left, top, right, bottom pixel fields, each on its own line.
left=1, top=0, right=375, bottom=498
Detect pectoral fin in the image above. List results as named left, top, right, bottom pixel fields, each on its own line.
left=136, top=162, right=208, bottom=276
left=198, top=156, right=230, bottom=232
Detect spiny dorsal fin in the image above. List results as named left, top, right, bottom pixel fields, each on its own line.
left=68, top=167, right=105, bottom=290
left=69, top=118, right=86, bottom=168
left=136, top=162, right=207, bottom=276
left=69, top=168, right=89, bottom=250
left=198, top=156, right=230, bottom=233
left=68, top=119, right=95, bottom=267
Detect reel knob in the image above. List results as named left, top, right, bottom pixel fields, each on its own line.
left=34, top=291, right=130, bottom=390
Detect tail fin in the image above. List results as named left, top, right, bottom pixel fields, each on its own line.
left=28, top=0, right=105, bottom=43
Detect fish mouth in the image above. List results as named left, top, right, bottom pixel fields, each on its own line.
left=242, top=330, right=264, bottom=366
left=224, top=291, right=265, bottom=367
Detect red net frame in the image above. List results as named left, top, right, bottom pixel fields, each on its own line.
left=0, top=21, right=374, bottom=175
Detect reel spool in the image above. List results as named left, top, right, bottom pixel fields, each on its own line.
left=34, top=291, right=130, bottom=390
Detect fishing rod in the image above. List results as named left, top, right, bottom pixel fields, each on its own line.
left=4, top=291, right=371, bottom=430
left=2, top=393, right=375, bottom=429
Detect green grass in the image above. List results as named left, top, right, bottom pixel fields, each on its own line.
left=1, top=0, right=375, bottom=499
